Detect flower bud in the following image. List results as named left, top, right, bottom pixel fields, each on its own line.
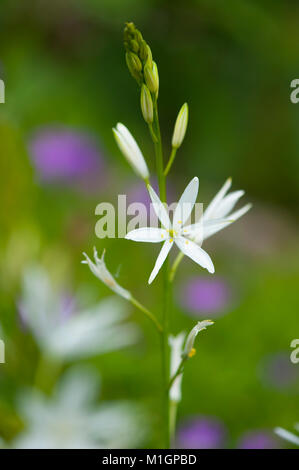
left=152, top=62, right=159, bottom=98
left=144, top=62, right=159, bottom=94
left=139, top=40, right=148, bottom=62
left=130, top=39, right=139, bottom=53
left=172, top=103, right=189, bottom=149
left=184, top=320, right=214, bottom=358
left=135, top=29, right=143, bottom=45
left=125, top=52, right=142, bottom=84
left=113, top=123, right=149, bottom=180
left=140, top=84, right=153, bottom=124
left=145, top=45, right=153, bottom=67
left=124, top=22, right=135, bottom=36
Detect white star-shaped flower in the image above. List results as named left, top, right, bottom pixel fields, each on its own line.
left=19, top=266, right=139, bottom=360
left=13, top=366, right=146, bottom=449
left=125, top=177, right=216, bottom=284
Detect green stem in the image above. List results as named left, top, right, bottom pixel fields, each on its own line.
left=148, top=123, right=158, bottom=143
left=150, top=97, right=170, bottom=448
left=164, top=147, right=177, bottom=176
left=153, top=100, right=166, bottom=202
left=168, top=356, right=187, bottom=448
left=130, top=296, right=163, bottom=333
left=167, top=356, right=187, bottom=392
left=169, top=251, right=184, bottom=282
left=169, top=399, right=178, bottom=448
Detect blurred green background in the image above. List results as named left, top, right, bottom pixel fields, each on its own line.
left=0, top=0, right=299, bottom=448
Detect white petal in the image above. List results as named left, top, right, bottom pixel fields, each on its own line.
left=213, top=190, right=244, bottom=218
left=202, top=221, right=232, bottom=241
left=55, top=366, right=100, bottom=408
left=148, top=240, right=173, bottom=284
left=229, top=203, right=252, bottom=221
left=147, top=185, right=171, bottom=229
left=125, top=227, right=168, bottom=243
left=173, top=177, right=199, bottom=230
left=203, top=178, right=232, bottom=220
left=46, top=297, right=140, bottom=359
left=275, top=427, right=299, bottom=446
left=169, top=332, right=186, bottom=402
left=203, top=204, right=252, bottom=241
left=175, top=236, right=214, bottom=273
left=184, top=218, right=229, bottom=241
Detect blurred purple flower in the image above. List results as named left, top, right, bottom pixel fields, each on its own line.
left=177, top=416, right=227, bottom=449
left=237, top=430, right=280, bottom=449
left=28, top=126, right=105, bottom=192
left=179, top=276, right=233, bottom=318
left=259, top=353, right=298, bottom=390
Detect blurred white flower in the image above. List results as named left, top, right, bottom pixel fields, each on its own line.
left=82, top=247, right=131, bottom=300
left=169, top=333, right=186, bottom=403
left=193, top=178, right=251, bottom=242
left=275, top=426, right=299, bottom=446
left=19, top=266, right=139, bottom=360
left=126, top=177, right=216, bottom=284
left=13, top=366, right=147, bottom=449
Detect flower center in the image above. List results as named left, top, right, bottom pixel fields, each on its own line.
left=168, top=228, right=177, bottom=238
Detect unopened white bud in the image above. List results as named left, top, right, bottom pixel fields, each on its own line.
left=140, top=84, right=153, bottom=124
left=172, top=102, right=189, bottom=149
left=112, top=123, right=149, bottom=180
left=153, top=62, right=159, bottom=98
left=144, top=61, right=159, bottom=94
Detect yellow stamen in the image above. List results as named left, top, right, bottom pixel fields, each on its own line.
left=188, top=348, right=196, bottom=358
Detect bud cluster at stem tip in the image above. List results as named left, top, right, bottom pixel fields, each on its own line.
left=124, top=22, right=159, bottom=124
